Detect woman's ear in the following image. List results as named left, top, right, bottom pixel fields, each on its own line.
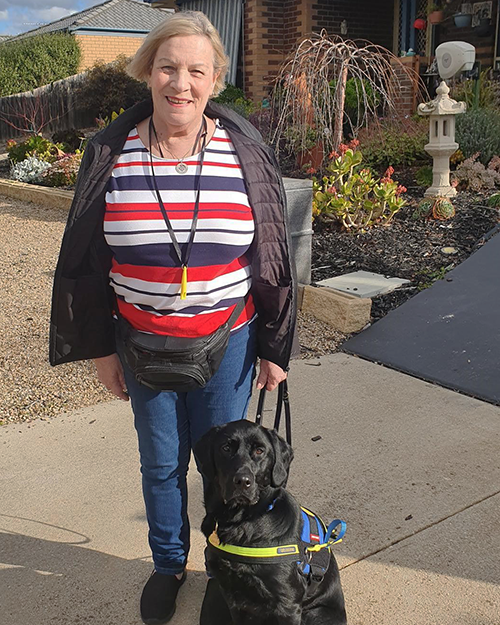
left=265, top=427, right=294, bottom=488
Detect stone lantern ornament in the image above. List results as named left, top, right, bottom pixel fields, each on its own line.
left=418, top=41, right=475, bottom=198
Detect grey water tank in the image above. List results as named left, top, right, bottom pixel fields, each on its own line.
left=283, top=177, right=313, bottom=285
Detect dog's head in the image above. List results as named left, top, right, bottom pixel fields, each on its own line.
left=195, top=420, right=294, bottom=507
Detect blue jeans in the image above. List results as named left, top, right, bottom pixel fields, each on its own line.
left=120, top=321, right=257, bottom=575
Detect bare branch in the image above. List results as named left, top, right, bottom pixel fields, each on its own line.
left=270, top=31, right=428, bottom=163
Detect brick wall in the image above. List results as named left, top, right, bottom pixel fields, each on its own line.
left=391, top=55, right=420, bottom=116
left=244, top=0, right=286, bottom=101
left=243, top=0, right=397, bottom=102
left=75, top=34, right=146, bottom=71
left=312, top=0, right=394, bottom=50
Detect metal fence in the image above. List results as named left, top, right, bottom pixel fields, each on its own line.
left=0, top=72, right=96, bottom=141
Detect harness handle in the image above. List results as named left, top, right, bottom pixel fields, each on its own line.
left=306, top=519, right=347, bottom=553
left=255, top=380, right=292, bottom=445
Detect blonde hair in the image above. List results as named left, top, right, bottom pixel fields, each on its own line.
left=127, top=11, right=228, bottom=96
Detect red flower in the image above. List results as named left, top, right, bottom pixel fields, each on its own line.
left=349, top=139, right=360, bottom=149
left=306, top=167, right=317, bottom=175
left=327, top=186, right=337, bottom=195
left=396, top=185, right=407, bottom=195
left=328, top=150, right=339, bottom=159
left=384, top=166, right=395, bottom=178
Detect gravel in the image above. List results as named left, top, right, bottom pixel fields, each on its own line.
left=0, top=195, right=341, bottom=425
left=0, top=196, right=111, bottom=425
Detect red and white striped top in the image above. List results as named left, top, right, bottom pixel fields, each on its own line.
left=104, top=121, right=256, bottom=337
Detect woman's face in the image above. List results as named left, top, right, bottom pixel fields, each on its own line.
left=149, top=35, right=219, bottom=134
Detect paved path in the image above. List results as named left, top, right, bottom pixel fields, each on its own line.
left=1, top=354, right=499, bottom=624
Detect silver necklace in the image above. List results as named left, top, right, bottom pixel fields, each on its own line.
left=151, top=118, right=207, bottom=174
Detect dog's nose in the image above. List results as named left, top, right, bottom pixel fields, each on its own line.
left=233, top=473, right=252, bottom=489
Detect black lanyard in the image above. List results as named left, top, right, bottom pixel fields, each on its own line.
left=148, top=115, right=208, bottom=299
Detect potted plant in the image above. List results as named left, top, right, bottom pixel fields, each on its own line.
left=428, top=2, right=444, bottom=24
left=454, top=3, right=473, bottom=28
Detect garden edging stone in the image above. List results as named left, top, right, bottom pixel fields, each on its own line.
left=0, top=178, right=73, bottom=210
left=300, top=284, right=372, bottom=333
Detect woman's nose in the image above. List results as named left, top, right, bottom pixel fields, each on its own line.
left=170, top=70, right=189, bottom=92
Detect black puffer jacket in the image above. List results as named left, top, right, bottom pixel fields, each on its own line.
left=49, top=99, right=297, bottom=369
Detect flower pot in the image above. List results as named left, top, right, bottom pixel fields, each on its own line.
left=453, top=12, right=472, bottom=27
left=428, top=10, right=444, bottom=24
left=474, top=17, right=491, bottom=37
left=414, top=17, right=427, bottom=29
left=297, top=141, right=325, bottom=171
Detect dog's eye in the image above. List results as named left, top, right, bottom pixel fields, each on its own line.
left=221, top=443, right=231, bottom=453
left=254, top=447, right=264, bottom=455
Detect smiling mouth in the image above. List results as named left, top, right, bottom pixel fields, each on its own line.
left=166, top=96, right=192, bottom=105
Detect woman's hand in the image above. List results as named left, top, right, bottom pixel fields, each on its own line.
left=93, top=354, right=129, bottom=401
left=256, top=359, right=287, bottom=392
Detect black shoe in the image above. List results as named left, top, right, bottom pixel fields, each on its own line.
left=199, top=578, right=233, bottom=625
left=140, top=570, right=186, bottom=625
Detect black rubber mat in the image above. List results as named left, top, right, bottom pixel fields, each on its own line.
left=342, top=227, right=500, bottom=406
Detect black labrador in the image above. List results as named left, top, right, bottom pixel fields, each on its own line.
left=195, top=420, right=347, bottom=625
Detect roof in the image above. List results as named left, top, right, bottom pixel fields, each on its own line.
left=7, top=0, right=173, bottom=42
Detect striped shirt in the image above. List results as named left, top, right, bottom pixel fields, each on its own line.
left=104, top=121, right=256, bottom=337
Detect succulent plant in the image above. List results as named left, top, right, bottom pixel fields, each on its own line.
left=10, top=156, right=51, bottom=184
left=432, top=196, right=455, bottom=220
left=412, top=198, right=433, bottom=220
left=487, top=192, right=500, bottom=208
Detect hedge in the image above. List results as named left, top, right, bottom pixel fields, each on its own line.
left=0, top=33, right=81, bottom=97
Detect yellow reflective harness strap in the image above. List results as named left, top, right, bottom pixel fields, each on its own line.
left=208, top=532, right=300, bottom=558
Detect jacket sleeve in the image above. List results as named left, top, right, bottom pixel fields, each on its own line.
left=49, top=141, right=116, bottom=366
left=248, top=152, right=298, bottom=370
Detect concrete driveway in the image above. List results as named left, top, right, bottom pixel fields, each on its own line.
left=1, top=353, right=499, bottom=624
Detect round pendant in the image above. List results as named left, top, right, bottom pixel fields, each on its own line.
left=176, top=161, right=188, bottom=174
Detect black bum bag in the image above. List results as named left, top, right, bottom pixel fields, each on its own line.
left=119, top=299, right=246, bottom=392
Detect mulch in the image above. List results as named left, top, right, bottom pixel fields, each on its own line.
left=311, top=188, right=500, bottom=322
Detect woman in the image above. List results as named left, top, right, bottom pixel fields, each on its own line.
left=50, top=11, right=296, bottom=625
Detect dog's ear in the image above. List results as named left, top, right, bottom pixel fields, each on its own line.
left=194, top=426, right=221, bottom=481
left=265, top=428, right=294, bottom=488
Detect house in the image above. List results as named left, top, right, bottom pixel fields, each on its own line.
left=174, top=0, right=500, bottom=105
left=4, top=0, right=173, bottom=72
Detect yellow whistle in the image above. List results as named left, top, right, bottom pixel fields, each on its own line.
left=180, top=265, right=188, bottom=300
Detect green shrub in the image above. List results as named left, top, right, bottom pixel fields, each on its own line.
left=415, top=165, right=433, bottom=187
left=330, top=78, right=380, bottom=128
left=75, top=55, right=150, bottom=118
left=451, top=70, right=500, bottom=111
left=0, top=33, right=80, bottom=96
left=456, top=108, right=500, bottom=165
left=358, top=117, right=430, bottom=171
left=212, top=84, right=255, bottom=119
left=51, top=128, right=85, bottom=153
left=7, top=135, right=64, bottom=164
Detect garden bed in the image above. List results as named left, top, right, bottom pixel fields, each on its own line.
left=311, top=185, right=500, bottom=322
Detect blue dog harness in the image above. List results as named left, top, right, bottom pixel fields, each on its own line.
left=207, top=506, right=346, bottom=584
